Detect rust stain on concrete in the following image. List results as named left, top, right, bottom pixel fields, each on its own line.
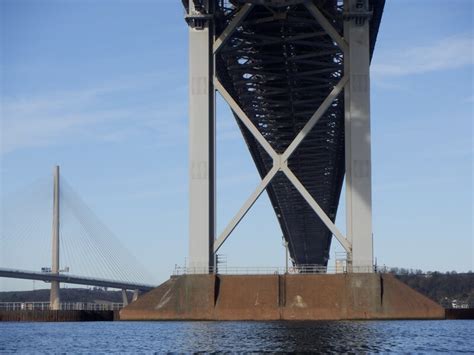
left=120, top=274, right=445, bottom=321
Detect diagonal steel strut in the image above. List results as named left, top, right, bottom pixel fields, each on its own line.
left=214, top=165, right=279, bottom=253
left=213, top=3, right=254, bottom=54
left=213, top=2, right=353, bottom=255
left=304, top=1, right=348, bottom=53
left=215, top=75, right=351, bottom=254
left=282, top=165, right=351, bottom=252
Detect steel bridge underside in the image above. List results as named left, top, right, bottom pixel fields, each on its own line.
left=187, top=0, right=384, bottom=266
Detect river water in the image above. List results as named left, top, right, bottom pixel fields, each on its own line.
left=1, top=320, right=472, bottom=353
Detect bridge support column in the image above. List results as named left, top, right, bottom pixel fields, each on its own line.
left=50, top=165, right=61, bottom=309
left=132, top=289, right=139, bottom=302
left=122, top=289, right=128, bottom=306
left=186, top=0, right=215, bottom=273
left=344, top=0, right=373, bottom=272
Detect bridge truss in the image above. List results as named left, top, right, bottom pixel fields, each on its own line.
left=184, top=0, right=385, bottom=272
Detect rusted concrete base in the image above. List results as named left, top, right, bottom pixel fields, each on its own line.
left=120, top=273, right=445, bottom=320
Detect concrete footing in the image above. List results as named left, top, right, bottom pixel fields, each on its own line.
left=120, top=273, right=445, bottom=321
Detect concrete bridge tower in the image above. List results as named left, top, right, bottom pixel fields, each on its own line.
left=50, top=165, right=60, bottom=310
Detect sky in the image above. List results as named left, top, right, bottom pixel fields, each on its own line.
left=0, top=0, right=473, bottom=291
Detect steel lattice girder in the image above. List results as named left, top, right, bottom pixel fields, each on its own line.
left=207, top=0, right=384, bottom=266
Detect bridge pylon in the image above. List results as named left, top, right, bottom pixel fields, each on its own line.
left=50, top=165, right=61, bottom=310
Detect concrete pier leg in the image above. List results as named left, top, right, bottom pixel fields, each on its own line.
left=132, top=289, right=139, bottom=302
left=122, top=289, right=129, bottom=306
left=344, top=0, right=373, bottom=272
left=50, top=281, right=60, bottom=310
left=187, top=0, right=216, bottom=273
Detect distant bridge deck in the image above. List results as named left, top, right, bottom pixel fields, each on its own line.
left=0, top=268, right=155, bottom=292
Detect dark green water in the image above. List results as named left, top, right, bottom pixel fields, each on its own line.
left=1, top=320, right=473, bottom=353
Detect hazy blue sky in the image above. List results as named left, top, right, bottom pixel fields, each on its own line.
left=1, top=0, right=473, bottom=290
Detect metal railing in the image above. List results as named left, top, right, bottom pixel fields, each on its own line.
left=173, top=264, right=376, bottom=275
left=0, top=302, right=124, bottom=311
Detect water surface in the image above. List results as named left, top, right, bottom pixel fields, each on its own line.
left=1, top=320, right=472, bottom=353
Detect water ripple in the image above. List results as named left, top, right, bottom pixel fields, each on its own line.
left=0, top=320, right=473, bottom=353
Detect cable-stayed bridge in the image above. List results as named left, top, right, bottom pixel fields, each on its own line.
left=0, top=167, right=154, bottom=309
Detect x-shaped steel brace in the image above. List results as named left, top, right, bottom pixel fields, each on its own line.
left=214, top=75, right=350, bottom=253
left=213, top=1, right=352, bottom=255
